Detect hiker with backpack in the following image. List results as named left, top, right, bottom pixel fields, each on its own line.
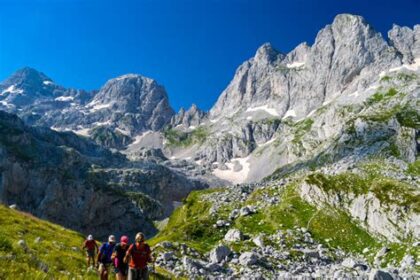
left=124, top=232, right=153, bottom=280
left=98, top=235, right=116, bottom=280
left=112, top=235, right=130, bottom=280
left=82, top=234, right=99, bottom=268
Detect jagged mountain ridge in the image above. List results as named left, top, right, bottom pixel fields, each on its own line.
left=159, top=14, right=420, bottom=184
left=0, top=13, right=419, bottom=185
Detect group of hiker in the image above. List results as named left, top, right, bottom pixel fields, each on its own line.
left=82, top=232, right=152, bottom=280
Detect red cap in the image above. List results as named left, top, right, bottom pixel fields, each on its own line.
left=120, top=235, right=129, bottom=244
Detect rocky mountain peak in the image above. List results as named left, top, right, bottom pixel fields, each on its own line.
left=254, top=42, right=282, bottom=64
left=1, top=67, right=54, bottom=93
left=331, top=13, right=368, bottom=29
left=90, top=73, right=172, bottom=111
left=318, top=14, right=381, bottom=47
left=188, top=103, right=199, bottom=113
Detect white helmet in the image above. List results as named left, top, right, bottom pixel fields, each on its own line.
left=87, top=235, right=93, bottom=241
left=108, top=235, right=116, bottom=243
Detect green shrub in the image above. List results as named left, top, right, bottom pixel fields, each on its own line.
left=396, top=106, right=420, bottom=129
left=365, top=88, right=398, bottom=106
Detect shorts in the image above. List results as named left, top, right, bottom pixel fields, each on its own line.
left=98, top=263, right=111, bottom=274
left=128, top=267, right=148, bottom=280
left=86, top=249, right=95, bottom=258
left=115, top=265, right=128, bottom=276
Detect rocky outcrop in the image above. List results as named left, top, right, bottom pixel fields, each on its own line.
left=170, top=104, right=207, bottom=128
left=299, top=179, right=419, bottom=242
left=388, top=24, right=420, bottom=63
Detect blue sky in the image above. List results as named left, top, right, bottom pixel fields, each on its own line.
left=0, top=0, right=419, bottom=111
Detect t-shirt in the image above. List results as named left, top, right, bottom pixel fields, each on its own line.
left=127, top=242, right=151, bottom=269
left=99, top=243, right=115, bottom=264
left=84, top=240, right=97, bottom=251
left=113, top=243, right=129, bottom=268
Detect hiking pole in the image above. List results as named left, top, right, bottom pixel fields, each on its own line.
left=151, top=251, right=156, bottom=280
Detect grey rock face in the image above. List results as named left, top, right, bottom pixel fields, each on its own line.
left=388, top=24, right=420, bottom=63
left=209, top=43, right=284, bottom=118
left=85, top=74, right=174, bottom=132
left=209, top=14, right=402, bottom=120
left=0, top=111, right=206, bottom=239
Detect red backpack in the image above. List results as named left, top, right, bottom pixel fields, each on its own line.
left=128, top=242, right=151, bottom=269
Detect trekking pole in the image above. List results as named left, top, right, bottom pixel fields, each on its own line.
left=152, top=252, right=156, bottom=280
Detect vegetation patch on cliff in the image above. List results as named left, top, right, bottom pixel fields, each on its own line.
left=164, top=127, right=208, bottom=147
left=305, top=172, right=420, bottom=213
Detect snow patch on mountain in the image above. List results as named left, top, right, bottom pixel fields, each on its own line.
left=282, top=109, right=296, bottom=119
left=55, top=96, right=74, bottom=102
left=286, top=61, right=305, bottom=68
left=1, top=85, right=23, bottom=95
left=87, top=102, right=112, bottom=112
left=246, top=105, right=280, bottom=117
left=0, top=100, right=15, bottom=108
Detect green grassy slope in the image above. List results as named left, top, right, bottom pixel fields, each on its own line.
left=0, top=204, right=175, bottom=279
left=0, top=204, right=98, bottom=279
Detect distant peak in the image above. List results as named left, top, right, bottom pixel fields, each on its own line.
left=254, top=43, right=282, bottom=63
left=11, top=67, right=50, bottom=80
left=113, top=73, right=154, bottom=82
left=2, top=67, right=53, bottom=87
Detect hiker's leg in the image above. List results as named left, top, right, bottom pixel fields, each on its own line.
left=140, top=268, right=148, bottom=280
left=104, top=265, right=109, bottom=280
left=128, top=268, right=137, bottom=280
left=99, top=265, right=104, bottom=280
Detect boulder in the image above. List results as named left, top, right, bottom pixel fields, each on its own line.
left=209, top=245, right=231, bottom=263
left=224, top=229, right=243, bottom=242
left=239, top=252, right=259, bottom=266
left=252, top=235, right=265, bottom=248
left=368, top=269, right=394, bottom=280
left=229, top=209, right=240, bottom=220
left=17, top=240, right=28, bottom=251
left=240, top=206, right=256, bottom=217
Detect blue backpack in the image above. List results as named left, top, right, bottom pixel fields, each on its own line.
left=99, top=243, right=115, bottom=264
